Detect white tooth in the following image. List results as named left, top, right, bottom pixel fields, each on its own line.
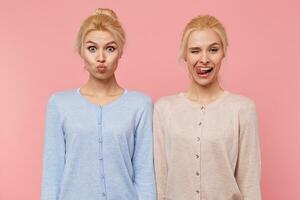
left=201, top=67, right=212, bottom=72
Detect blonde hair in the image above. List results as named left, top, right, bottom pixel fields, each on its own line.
left=179, top=15, right=228, bottom=59
left=76, top=8, right=126, bottom=56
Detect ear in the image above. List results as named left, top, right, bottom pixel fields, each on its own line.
left=118, top=50, right=123, bottom=59
left=222, top=52, right=226, bottom=59
left=183, top=55, right=187, bottom=62
left=79, top=48, right=84, bottom=59
left=222, top=48, right=226, bottom=58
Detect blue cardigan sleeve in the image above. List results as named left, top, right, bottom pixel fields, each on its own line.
left=132, top=97, right=157, bottom=200
left=41, top=95, right=66, bottom=200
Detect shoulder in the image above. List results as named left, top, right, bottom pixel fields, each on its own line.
left=225, top=92, right=256, bottom=111
left=153, top=94, right=184, bottom=116
left=47, top=88, right=78, bottom=107
left=126, top=90, right=152, bottom=103
left=125, top=90, right=153, bottom=108
left=225, top=92, right=258, bottom=123
left=155, top=94, right=182, bottom=108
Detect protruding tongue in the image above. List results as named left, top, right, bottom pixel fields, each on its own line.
left=197, top=68, right=211, bottom=75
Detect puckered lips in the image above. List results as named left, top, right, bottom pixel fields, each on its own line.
left=96, top=65, right=106, bottom=73
left=195, top=66, right=214, bottom=78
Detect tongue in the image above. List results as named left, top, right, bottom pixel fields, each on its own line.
left=198, top=69, right=209, bottom=75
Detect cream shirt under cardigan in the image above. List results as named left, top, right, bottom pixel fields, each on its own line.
left=153, top=91, right=261, bottom=200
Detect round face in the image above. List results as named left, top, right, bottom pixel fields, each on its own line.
left=82, top=30, right=120, bottom=80
left=185, top=28, right=225, bottom=87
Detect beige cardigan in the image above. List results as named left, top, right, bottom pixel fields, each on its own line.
left=153, top=91, right=261, bottom=200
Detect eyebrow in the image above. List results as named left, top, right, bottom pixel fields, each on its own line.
left=85, top=40, right=118, bottom=46
left=188, top=42, right=221, bottom=49
left=106, top=41, right=117, bottom=46
left=209, top=42, right=221, bottom=47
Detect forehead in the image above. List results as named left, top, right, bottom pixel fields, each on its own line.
left=187, top=29, right=221, bottom=47
left=84, top=30, right=115, bottom=44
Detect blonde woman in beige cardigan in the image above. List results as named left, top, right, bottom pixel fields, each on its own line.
left=153, top=15, right=261, bottom=200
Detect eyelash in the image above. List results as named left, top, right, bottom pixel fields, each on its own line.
left=209, top=48, right=219, bottom=53
left=190, top=47, right=219, bottom=54
left=87, top=46, right=116, bottom=53
left=106, top=46, right=116, bottom=52
left=191, top=50, right=200, bottom=54
left=87, top=46, right=97, bottom=52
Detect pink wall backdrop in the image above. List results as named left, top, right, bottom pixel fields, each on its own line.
left=0, top=0, right=299, bottom=199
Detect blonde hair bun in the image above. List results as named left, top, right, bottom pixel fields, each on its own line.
left=93, top=8, right=118, bottom=20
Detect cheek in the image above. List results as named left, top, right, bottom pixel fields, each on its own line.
left=106, top=54, right=119, bottom=67
left=186, top=55, right=198, bottom=69
left=211, top=54, right=224, bottom=67
left=82, top=52, right=96, bottom=65
left=186, top=56, right=198, bottom=73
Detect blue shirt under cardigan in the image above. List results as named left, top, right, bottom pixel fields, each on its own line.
left=41, top=89, right=156, bottom=200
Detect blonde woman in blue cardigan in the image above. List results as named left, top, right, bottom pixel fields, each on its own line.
left=41, top=8, right=156, bottom=200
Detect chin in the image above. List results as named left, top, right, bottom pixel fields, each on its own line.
left=195, top=80, right=213, bottom=87
left=193, top=75, right=215, bottom=87
left=95, top=72, right=115, bottom=80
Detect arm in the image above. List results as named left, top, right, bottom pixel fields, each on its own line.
left=41, top=95, right=66, bottom=200
left=235, top=102, right=261, bottom=200
left=132, top=98, right=157, bottom=200
left=153, top=103, right=168, bottom=200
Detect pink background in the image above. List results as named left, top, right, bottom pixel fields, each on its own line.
left=0, top=0, right=299, bottom=199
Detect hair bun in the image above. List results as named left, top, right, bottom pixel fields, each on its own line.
left=93, top=8, right=118, bottom=20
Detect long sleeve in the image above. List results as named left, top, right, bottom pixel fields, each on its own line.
left=41, top=95, right=66, bottom=200
left=132, top=98, right=157, bottom=200
left=235, top=102, right=261, bottom=200
left=153, top=102, right=168, bottom=200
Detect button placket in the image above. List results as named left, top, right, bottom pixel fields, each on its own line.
left=98, top=106, right=107, bottom=199
left=197, top=105, right=205, bottom=139
left=196, top=105, right=206, bottom=199
left=98, top=108, right=104, bottom=161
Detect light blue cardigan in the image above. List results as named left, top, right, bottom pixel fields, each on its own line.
left=41, top=89, right=156, bottom=200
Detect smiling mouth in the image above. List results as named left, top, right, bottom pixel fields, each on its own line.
left=196, top=67, right=214, bottom=75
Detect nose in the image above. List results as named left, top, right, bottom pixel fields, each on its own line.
left=97, top=50, right=106, bottom=63
left=199, top=52, right=209, bottom=65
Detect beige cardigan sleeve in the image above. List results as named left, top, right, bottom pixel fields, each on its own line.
left=235, top=101, right=261, bottom=200
left=153, top=103, right=168, bottom=200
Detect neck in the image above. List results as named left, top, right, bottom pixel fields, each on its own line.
left=81, top=74, right=122, bottom=96
left=187, top=79, right=224, bottom=104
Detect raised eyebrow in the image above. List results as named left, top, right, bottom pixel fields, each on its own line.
left=85, top=41, right=98, bottom=45
left=209, top=42, right=221, bottom=47
left=105, top=41, right=118, bottom=46
left=85, top=41, right=118, bottom=46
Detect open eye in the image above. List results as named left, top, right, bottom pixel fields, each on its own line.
left=106, top=46, right=116, bottom=52
left=209, top=47, right=219, bottom=53
left=87, top=46, right=97, bottom=53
